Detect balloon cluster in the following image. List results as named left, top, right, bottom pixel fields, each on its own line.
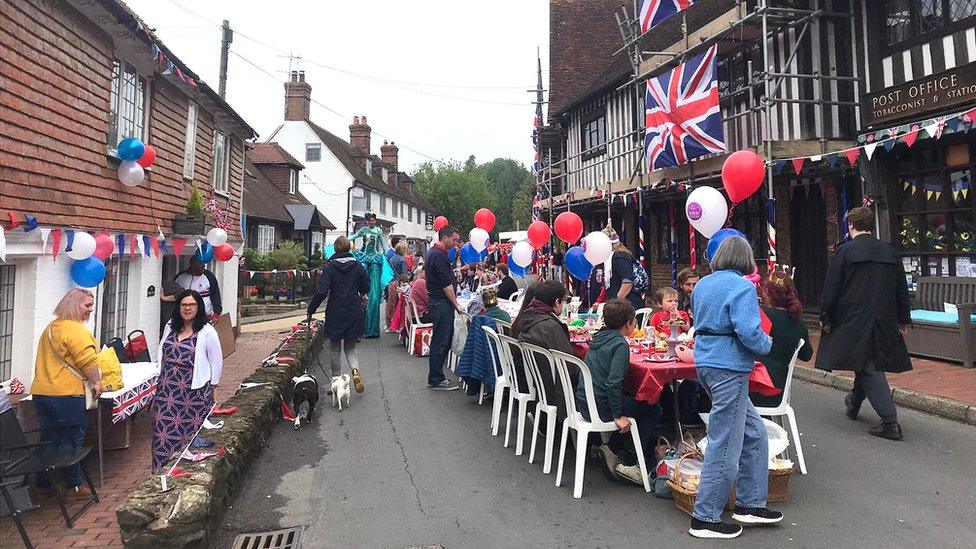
left=66, top=232, right=106, bottom=287
left=205, top=227, right=235, bottom=262
left=116, top=137, right=156, bottom=187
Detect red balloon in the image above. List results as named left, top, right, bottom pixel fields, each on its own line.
left=137, top=144, right=156, bottom=168
left=553, top=212, right=584, bottom=244
left=722, top=150, right=766, bottom=204
left=93, top=233, right=114, bottom=260
left=527, top=220, right=551, bottom=249
left=433, top=216, right=449, bottom=231
left=473, top=208, right=496, bottom=231
left=214, top=243, right=235, bottom=261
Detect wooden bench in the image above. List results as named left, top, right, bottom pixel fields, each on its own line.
left=904, top=276, right=976, bottom=368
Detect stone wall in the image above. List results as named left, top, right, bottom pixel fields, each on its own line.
left=116, top=322, right=325, bottom=548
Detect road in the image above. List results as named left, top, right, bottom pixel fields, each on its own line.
left=214, top=332, right=976, bottom=549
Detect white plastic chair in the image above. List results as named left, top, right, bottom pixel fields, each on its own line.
left=520, top=342, right=559, bottom=474
left=494, top=319, right=512, bottom=337
left=550, top=349, right=652, bottom=498
left=403, top=296, right=432, bottom=357
left=497, top=334, right=536, bottom=455
left=634, top=307, right=654, bottom=330
left=481, top=326, right=510, bottom=435
left=509, top=288, right=525, bottom=303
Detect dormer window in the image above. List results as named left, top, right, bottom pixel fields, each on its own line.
left=382, top=167, right=389, bottom=182
left=366, top=158, right=373, bottom=173
left=289, top=169, right=298, bottom=194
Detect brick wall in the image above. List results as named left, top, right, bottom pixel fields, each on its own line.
left=252, top=164, right=293, bottom=195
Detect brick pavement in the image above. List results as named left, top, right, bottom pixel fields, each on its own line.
left=0, top=329, right=288, bottom=549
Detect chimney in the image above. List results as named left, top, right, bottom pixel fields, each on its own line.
left=349, top=115, right=371, bottom=153
left=284, top=71, right=311, bottom=121
left=381, top=140, right=399, bottom=176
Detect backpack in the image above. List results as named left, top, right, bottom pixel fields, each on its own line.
left=631, top=259, right=649, bottom=292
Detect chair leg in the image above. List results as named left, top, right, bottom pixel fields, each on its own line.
left=572, top=429, right=588, bottom=498
left=478, top=384, right=485, bottom=406
left=628, top=424, right=652, bottom=493
left=515, top=400, right=527, bottom=456
left=504, top=392, right=515, bottom=448
left=490, top=386, right=505, bottom=436
left=786, top=408, right=807, bottom=475
left=0, top=486, right=33, bottom=549
left=543, top=413, right=557, bottom=475
left=555, top=422, right=571, bottom=487
left=52, top=484, right=73, bottom=528
left=528, top=403, right=541, bottom=464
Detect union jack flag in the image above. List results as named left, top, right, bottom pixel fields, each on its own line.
left=640, top=0, right=696, bottom=33
left=644, top=45, right=725, bottom=171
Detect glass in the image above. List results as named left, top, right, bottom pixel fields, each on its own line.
left=949, top=170, right=973, bottom=208
left=949, top=0, right=976, bottom=21
left=953, top=210, right=975, bottom=253
left=925, top=213, right=948, bottom=251
left=917, top=0, right=945, bottom=35
left=898, top=216, right=921, bottom=251
left=180, top=303, right=198, bottom=309
left=885, top=0, right=913, bottom=45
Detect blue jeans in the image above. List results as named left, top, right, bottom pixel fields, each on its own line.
left=427, top=298, right=455, bottom=386
left=693, top=367, right=768, bottom=523
left=33, top=395, right=88, bottom=488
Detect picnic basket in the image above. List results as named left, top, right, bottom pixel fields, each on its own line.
left=766, top=465, right=794, bottom=502
left=666, top=451, right=735, bottom=516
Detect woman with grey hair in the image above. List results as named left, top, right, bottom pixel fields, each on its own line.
left=688, top=236, right=778, bottom=539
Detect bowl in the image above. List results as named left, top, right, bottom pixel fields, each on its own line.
left=674, top=344, right=695, bottom=363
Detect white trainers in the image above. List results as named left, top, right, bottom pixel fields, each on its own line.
left=595, top=444, right=619, bottom=478
left=614, top=463, right=644, bottom=486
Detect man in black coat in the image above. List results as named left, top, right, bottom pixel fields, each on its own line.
left=816, top=207, right=911, bottom=440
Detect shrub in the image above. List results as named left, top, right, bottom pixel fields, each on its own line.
left=267, top=239, right=308, bottom=270
left=242, top=247, right=270, bottom=271
left=186, top=185, right=205, bottom=217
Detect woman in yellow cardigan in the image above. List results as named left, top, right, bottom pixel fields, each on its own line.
left=30, top=288, right=102, bottom=498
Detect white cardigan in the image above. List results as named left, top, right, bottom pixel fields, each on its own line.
left=157, top=322, right=223, bottom=389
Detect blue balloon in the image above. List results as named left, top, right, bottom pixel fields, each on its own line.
left=705, top=228, right=747, bottom=263
left=71, top=257, right=106, bottom=288
left=565, top=245, right=593, bottom=281
left=448, top=246, right=457, bottom=262
left=479, top=247, right=488, bottom=261
left=507, top=255, right=526, bottom=277
left=195, top=242, right=215, bottom=263
left=117, top=137, right=145, bottom=162
left=460, top=243, right=480, bottom=265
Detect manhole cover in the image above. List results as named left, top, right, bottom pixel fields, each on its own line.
left=232, top=526, right=304, bottom=549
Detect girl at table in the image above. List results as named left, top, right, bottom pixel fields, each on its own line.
left=153, top=290, right=223, bottom=471
left=689, top=236, right=777, bottom=540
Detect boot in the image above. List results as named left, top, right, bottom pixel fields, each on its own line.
left=352, top=368, right=365, bottom=393
left=868, top=420, right=903, bottom=440
left=845, top=393, right=861, bottom=420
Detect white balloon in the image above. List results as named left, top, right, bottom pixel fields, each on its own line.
left=511, top=240, right=534, bottom=268
left=207, top=227, right=228, bottom=247
left=117, top=161, right=145, bottom=187
left=67, top=231, right=97, bottom=260
left=469, top=227, right=490, bottom=252
left=582, top=231, right=612, bottom=265
left=685, top=186, right=728, bottom=238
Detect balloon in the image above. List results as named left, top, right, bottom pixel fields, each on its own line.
left=214, top=243, right=235, bottom=261
left=93, top=233, right=115, bottom=260
left=565, top=245, right=592, bottom=281
left=70, top=257, right=106, bottom=288
left=527, top=220, right=551, bottom=249
left=137, top=144, right=156, bottom=168
left=469, top=227, right=490, bottom=252
left=581, top=231, right=612, bottom=265
left=207, top=227, right=228, bottom=247
left=460, top=243, right=480, bottom=265
left=511, top=240, right=534, bottom=268
left=195, top=242, right=215, bottom=263
left=447, top=246, right=457, bottom=262
left=722, top=150, right=766, bottom=203
left=554, top=211, right=584, bottom=244
left=685, top=186, right=728, bottom=238
left=66, top=232, right=97, bottom=261
left=117, top=161, right=145, bottom=187
left=433, top=216, right=449, bottom=231
left=117, top=137, right=145, bottom=162
left=705, top=228, right=747, bottom=263
left=473, top=208, right=496, bottom=231
left=507, top=255, right=527, bottom=277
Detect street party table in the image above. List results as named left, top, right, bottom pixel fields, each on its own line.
left=95, top=362, right=158, bottom=485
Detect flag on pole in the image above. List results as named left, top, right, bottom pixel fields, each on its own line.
left=669, top=203, right=678, bottom=286
left=640, top=0, right=697, bottom=33
left=767, top=198, right=777, bottom=269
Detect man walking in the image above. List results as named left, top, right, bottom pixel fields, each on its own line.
left=816, top=206, right=911, bottom=440
left=425, top=225, right=464, bottom=390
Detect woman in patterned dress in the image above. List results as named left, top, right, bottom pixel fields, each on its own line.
left=152, top=290, right=224, bottom=471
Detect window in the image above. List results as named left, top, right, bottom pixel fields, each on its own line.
left=183, top=103, right=197, bottom=180
left=365, top=158, right=373, bottom=173
left=310, top=231, right=324, bottom=255
left=212, top=130, right=230, bottom=194
left=257, top=225, right=276, bottom=253
left=391, top=198, right=398, bottom=217
left=366, top=192, right=373, bottom=212
left=379, top=195, right=387, bottom=215
left=0, top=265, right=14, bottom=381
left=580, top=108, right=607, bottom=160
left=305, top=143, right=321, bottom=162
left=107, top=60, right=147, bottom=150
left=400, top=201, right=405, bottom=218
left=884, top=0, right=976, bottom=46
left=100, top=259, right=129, bottom=345
left=289, top=169, right=298, bottom=194
left=409, top=205, right=415, bottom=223
left=382, top=167, right=389, bottom=182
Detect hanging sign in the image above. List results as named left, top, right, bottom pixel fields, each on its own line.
left=863, top=62, right=976, bottom=127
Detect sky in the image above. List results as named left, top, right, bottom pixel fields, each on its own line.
left=125, top=0, right=550, bottom=173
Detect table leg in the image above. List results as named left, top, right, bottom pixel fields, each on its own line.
left=671, top=380, right=683, bottom=443
left=97, top=402, right=104, bottom=487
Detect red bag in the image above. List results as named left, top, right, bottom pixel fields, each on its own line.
left=124, top=330, right=151, bottom=363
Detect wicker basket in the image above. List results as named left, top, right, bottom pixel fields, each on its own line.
left=667, top=453, right=735, bottom=516
left=766, top=466, right=794, bottom=503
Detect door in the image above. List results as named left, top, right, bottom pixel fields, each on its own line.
left=790, top=184, right=828, bottom=309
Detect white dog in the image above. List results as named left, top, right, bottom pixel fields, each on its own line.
left=330, top=374, right=351, bottom=411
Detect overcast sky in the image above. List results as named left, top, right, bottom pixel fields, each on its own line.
left=125, top=0, right=550, bottom=173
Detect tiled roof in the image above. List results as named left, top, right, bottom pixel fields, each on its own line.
left=249, top=143, right=304, bottom=168
left=243, top=162, right=335, bottom=229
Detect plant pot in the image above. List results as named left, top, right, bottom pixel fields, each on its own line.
left=172, top=214, right=210, bottom=236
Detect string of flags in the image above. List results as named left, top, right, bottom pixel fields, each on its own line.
left=140, top=23, right=200, bottom=89
left=241, top=268, right=322, bottom=280
left=901, top=173, right=971, bottom=202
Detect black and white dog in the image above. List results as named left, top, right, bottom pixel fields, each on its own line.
left=291, top=372, right=319, bottom=430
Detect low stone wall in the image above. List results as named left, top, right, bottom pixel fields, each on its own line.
left=116, top=322, right=325, bottom=548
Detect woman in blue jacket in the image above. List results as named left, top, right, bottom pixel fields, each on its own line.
left=689, top=236, right=778, bottom=540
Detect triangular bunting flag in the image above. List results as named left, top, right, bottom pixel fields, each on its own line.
left=946, top=116, right=963, bottom=132
left=129, top=234, right=138, bottom=259
left=774, top=160, right=787, bottom=174
left=845, top=148, right=859, bottom=166
left=864, top=142, right=879, bottom=160
left=791, top=158, right=805, bottom=175
left=934, top=191, right=942, bottom=201
left=142, top=235, right=152, bottom=258
left=882, top=138, right=896, bottom=152
left=64, top=229, right=75, bottom=252
left=117, top=234, right=126, bottom=257
left=23, top=215, right=37, bottom=232
left=172, top=238, right=187, bottom=257
left=810, top=155, right=822, bottom=162
left=962, top=107, right=976, bottom=124
left=926, top=190, right=933, bottom=200
left=825, top=153, right=839, bottom=168
left=39, top=228, right=51, bottom=254
left=51, top=229, right=62, bottom=261
left=5, top=211, right=20, bottom=230
left=151, top=237, right=161, bottom=258
left=903, top=128, right=919, bottom=148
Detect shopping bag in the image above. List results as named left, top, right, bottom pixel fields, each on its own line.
left=451, top=312, right=468, bottom=356
left=124, top=330, right=151, bottom=363
left=98, top=346, right=124, bottom=392
left=413, top=326, right=432, bottom=356
left=105, top=337, right=127, bottom=364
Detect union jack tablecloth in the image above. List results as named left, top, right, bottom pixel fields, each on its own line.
left=101, top=362, right=158, bottom=424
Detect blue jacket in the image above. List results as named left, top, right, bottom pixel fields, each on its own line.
left=457, top=315, right=499, bottom=393
left=692, top=269, right=772, bottom=372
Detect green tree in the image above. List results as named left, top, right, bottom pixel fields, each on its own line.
left=509, top=173, right=536, bottom=231
left=478, top=158, right=533, bottom=232
left=413, top=161, right=493, bottom=237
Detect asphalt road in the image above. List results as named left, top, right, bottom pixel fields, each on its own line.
left=214, top=333, right=976, bottom=549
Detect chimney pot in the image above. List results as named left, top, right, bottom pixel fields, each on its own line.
left=350, top=114, right=372, bottom=154
left=298, top=70, right=305, bottom=82
left=284, top=72, right=312, bottom=121
left=362, top=116, right=368, bottom=125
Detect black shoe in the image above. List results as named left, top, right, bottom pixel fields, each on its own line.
left=689, top=517, right=743, bottom=539
left=732, top=506, right=784, bottom=525
left=868, top=420, right=903, bottom=440
left=845, top=393, right=861, bottom=420
left=429, top=380, right=459, bottom=391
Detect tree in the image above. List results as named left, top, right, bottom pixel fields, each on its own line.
left=413, top=161, right=493, bottom=237
left=479, top=158, right=532, bottom=232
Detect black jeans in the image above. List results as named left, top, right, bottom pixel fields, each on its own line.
left=608, top=394, right=662, bottom=467
left=427, top=298, right=455, bottom=386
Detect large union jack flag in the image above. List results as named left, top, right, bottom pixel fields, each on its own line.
left=644, top=44, right=725, bottom=170
left=640, top=0, right=696, bottom=33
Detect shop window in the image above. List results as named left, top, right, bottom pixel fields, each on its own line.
left=0, top=265, right=14, bottom=381
left=884, top=0, right=976, bottom=46
left=580, top=108, right=607, bottom=160
left=107, top=60, right=147, bottom=151
left=100, top=259, right=129, bottom=345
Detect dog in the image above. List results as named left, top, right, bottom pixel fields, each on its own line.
left=330, top=374, right=351, bottom=412
left=291, top=373, right=319, bottom=429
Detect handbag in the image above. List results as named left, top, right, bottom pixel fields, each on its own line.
left=105, top=337, right=127, bottom=363
left=47, top=329, right=97, bottom=410
left=97, top=346, right=124, bottom=392
left=124, top=330, right=151, bottom=363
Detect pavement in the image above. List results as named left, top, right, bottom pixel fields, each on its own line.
left=213, top=332, right=976, bottom=549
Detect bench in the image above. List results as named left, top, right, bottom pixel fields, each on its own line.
left=904, top=276, right=976, bottom=368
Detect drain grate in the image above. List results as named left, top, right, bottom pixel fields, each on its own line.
left=232, top=526, right=304, bottom=549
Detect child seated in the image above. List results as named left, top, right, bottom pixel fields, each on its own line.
left=578, top=299, right=661, bottom=486
left=650, top=287, right=691, bottom=337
